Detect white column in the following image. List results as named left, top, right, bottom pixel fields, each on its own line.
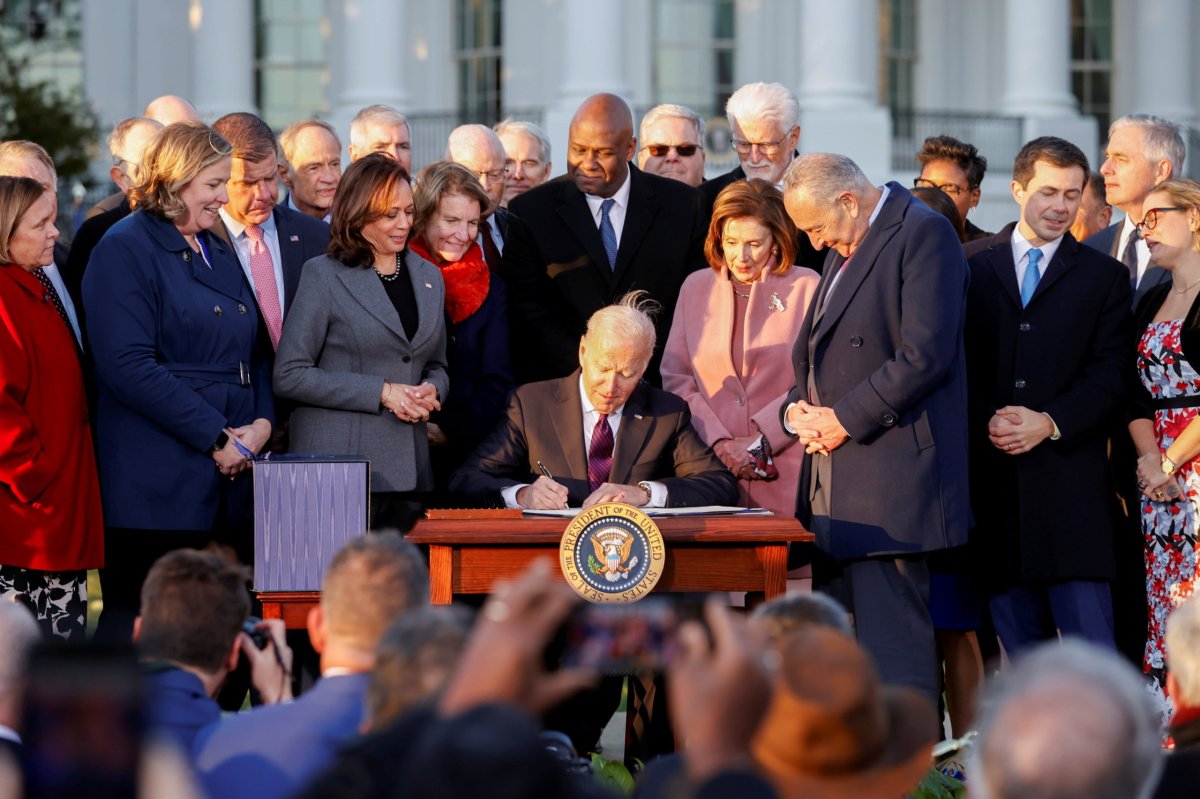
left=1133, top=0, right=1196, bottom=125
left=543, top=0, right=631, bottom=171
left=1000, top=0, right=1076, bottom=117
left=1000, top=0, right=1097, bottom=160
left=794, top=0, right=891, bottom=179
left=330, top=0, right=408, bottom=115
left=189, top=0, right=256, bottom=119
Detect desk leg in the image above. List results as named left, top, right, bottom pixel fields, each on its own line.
left=757, top=544, right=788, bottom=599
left=429, top=545, right=453, bottom=605
left=261, top=600, right=282, bottom=621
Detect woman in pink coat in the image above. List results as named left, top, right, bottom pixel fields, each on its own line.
left=662, top=179, right=819, bottom=516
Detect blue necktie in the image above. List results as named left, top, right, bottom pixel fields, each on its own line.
left=1021, top=248, right=1043, bottom=307
left=599, top=198, right=618, bottom=270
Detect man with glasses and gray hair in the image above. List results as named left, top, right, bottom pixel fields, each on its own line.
left=637, top=103, right=706, bottom=188
left=1088, top=114, right=1185, bottom=308
left=701, top=82, right=825, bottom=271
left=494, top=118, right=552, bottom=206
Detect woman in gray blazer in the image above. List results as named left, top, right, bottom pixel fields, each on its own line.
left=274, top=154, right=448, bottom=529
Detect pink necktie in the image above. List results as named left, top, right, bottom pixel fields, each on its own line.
left=245, top=224, right=283, bottom=349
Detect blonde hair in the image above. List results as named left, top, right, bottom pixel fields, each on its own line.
left=1149, top=178, right=1200, bottom=252
left=129, top=121, right=231, bottom=221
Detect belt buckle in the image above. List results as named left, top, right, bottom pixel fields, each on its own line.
left=239, top=361, right=251, bottom=387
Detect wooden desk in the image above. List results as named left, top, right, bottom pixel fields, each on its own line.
left=259, top=513, right=812, bottom=627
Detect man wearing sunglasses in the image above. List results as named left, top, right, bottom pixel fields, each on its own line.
left=637, top=104, right=706, bottom=188
left=700, top=82, right=826, bottom=273
left=1087, top=114, right=1185, bottom=309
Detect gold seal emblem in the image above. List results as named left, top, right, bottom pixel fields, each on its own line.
left=559, top=503, right=665, bottom=602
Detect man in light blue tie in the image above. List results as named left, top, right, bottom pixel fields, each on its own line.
left=963, top=136, right=1132, bottom=657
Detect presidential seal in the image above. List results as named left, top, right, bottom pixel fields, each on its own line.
left=559, top=503, right=666, bottom=602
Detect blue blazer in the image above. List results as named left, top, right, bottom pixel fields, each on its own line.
left=785, top=183, right=971, bottom=559
left=142, top=665, right=221, bottom=756
left=193, top=673, right=369, bottom=799
left=83, top=210, right=274, bottom=530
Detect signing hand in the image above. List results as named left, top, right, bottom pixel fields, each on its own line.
left=582, top=482, right=651, bottom=508
left=988, top=406, right=1053, bottom=455
left=516, top=476, right=570, bottom=510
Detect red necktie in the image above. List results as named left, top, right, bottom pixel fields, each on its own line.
left=587, top=413, right=614, bottom=491
left=245, top=224, right=283, bottom=349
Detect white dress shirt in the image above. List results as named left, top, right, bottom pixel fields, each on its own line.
left=501, top=375, right=667, bottom=508
left=1115, top=214, right=1152, bottom=285
left=583, top=169, right=633, bottom=245
left=286, top=193, right=332, bottom=224
left=40, top=261, right=82, bottom=347
left=1010, top=226, right=1063, bottom=286
left=219, top=209, right=288, bottom=314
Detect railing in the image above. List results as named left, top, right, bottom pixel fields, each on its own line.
left=891, top=110, right=1025, bottom=174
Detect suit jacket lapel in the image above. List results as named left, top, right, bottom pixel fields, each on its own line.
left=404, top=253, right=444, bottom=349
left=336, top=265, right=407, bottom=340
left=613, top=166, right=654, bottom=284
left=981, top=224, right=1022, bottom=308
left=1026, top=234, right=1079, bottom=305
left=611, top=385, right=651, bottom=484
left=193, top=230, right=251, bottom=302
left=811, top=186, right=906, bottom=345
left=551, top=374, right=588, bottom=479
left=557, top=182, right=616, bottom=282
left=273, top=208, right=306, bottom=313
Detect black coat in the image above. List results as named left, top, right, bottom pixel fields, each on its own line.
left=502, top=165, right=708, bottom=385
left=964, top=224, right=1132, bottom=583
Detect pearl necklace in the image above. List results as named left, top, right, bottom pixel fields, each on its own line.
left=376, top=252, right=402, bottom=282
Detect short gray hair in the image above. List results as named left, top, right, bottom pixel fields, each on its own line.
left=493, top=118, right=551, bottom=164
left=970, top=640, right=1162, bottom=799
left=350, top=104, right=409, bottom=148
left=726, top=82, right=799, bottom=133
left=1166, top=594, right=1200, bottom=706
left=0, top=140, right=57, bottom=188
left=1110, top=114, right=1186, bottom=176
left=107, top=117, right=162, bottom=164
left=584, top=291, right=660, bottom=367
left=279, top=119, right=341, bottom=175
left=782, top=152, right=871, bottom=205
left=639, top=104, right=705, bottom=144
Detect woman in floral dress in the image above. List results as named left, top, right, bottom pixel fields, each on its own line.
left=1131, top=178, right=1200, bottom=723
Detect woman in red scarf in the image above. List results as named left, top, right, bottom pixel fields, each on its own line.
left=410, top=162, right=514, bottom=498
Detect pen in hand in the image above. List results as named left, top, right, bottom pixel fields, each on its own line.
left=536, top=461, right=568, bottom=509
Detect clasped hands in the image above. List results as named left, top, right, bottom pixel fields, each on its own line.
left=786, top=401, right=849, bottom=455
left=212, top=419, right=272, bottom=478
left=987, top=405, right=1053, bottom=455
left=516, top=475, right=650, bottom=510
left=382, top=381, right=440, bottom=424
left=1136, top=451, right=1183, bottom=502
left=713, top=435, right=760, bottom=479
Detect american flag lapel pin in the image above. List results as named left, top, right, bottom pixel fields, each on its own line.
left=289, top=235, right=300, bottom=242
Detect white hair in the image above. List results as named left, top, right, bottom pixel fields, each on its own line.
left=493, top=118, right=551, bottom=164
left=445, top=124, right=506, bottom=164
left=781, top=152, right=871, bottom=205
left=1109, top=114, right=1186, bottom=177
left=350, top=105, right=410, bottom=148
left=639, top=104, right=705, bottom=143
left=107, top=117, right=163, bottom=164
left=725, top=82, right=799, bottom=132
left=584, top=291, right=659, bottom=366
left=969, top=640, right=1162, bottom=799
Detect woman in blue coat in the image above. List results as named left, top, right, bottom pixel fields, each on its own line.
left=84, top=122, right=274, bottom=642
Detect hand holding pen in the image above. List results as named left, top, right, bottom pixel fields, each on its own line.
left=516, top=461, right=570, bottom=510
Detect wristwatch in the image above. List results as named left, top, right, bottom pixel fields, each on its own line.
left=211, top=431, right=230, bottom=453
left=637, top=481, right=654, bottom=506
left=1163, top=453, right=1179, bottom=475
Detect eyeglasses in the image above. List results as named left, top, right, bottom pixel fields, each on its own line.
left=1137, top=206, right=1186, bottom=233
left=472, top=164, right=514, bottom=183
left=913, top=177, right=974, bottom=197
left=642, top=144, right=701, bottom=158
left=731, top=132, right=792, bottom=157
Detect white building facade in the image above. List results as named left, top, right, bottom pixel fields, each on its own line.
left=7, top=0, right=1198, bottom=230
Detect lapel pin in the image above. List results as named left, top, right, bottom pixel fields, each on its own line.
left=770, top=292, right=785, bottom=313
left=289, top=235, right=300, bottom=242
left=634, top=413, right=644, bottom=420
left=425, top=282, right=433, bottom=289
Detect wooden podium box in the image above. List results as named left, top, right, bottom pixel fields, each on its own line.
left=259, top=512, right=812, bottom=627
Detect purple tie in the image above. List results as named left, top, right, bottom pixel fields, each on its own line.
left=587, top=413, right=614, bottom=491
